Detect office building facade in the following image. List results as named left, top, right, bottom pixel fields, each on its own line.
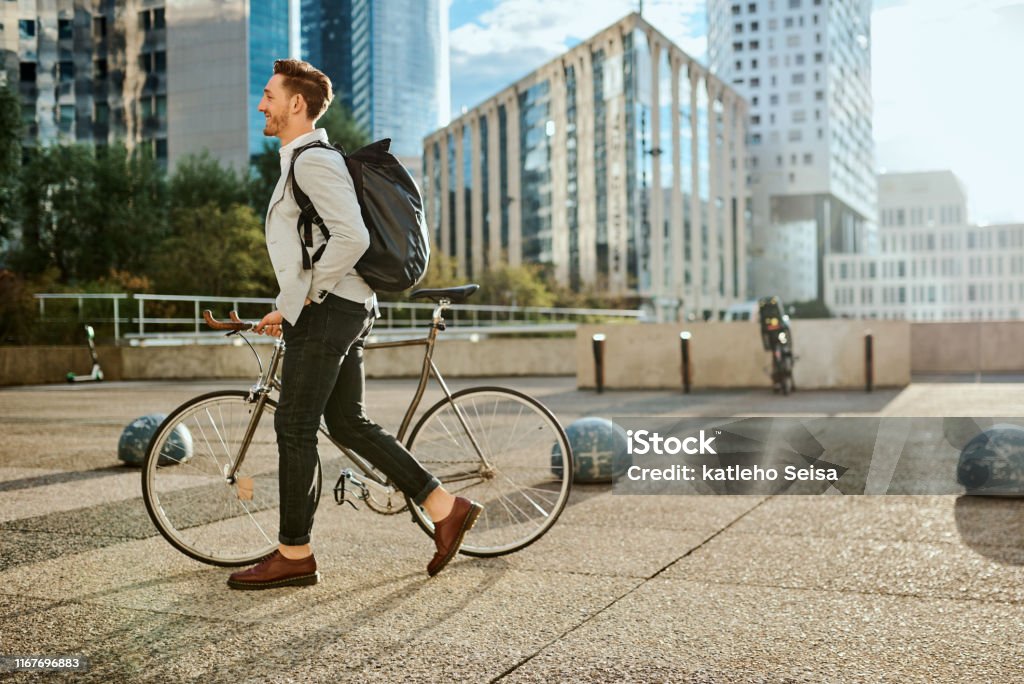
left=422, top=14, right=750, bottom=320
left=826, top=171, right=1024, bottom=321
left=708, top=0, right=876, bottom=303
left=301, top=0, right=448, bottom=162
left=2, top=1, right=293, bottom=170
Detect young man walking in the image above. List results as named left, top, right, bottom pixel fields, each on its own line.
left=227, top=59, right=481, bottom=590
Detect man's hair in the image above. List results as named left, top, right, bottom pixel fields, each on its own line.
left=273, top=59, right=333, bottom=120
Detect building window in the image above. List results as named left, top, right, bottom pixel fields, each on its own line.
left=787, top=91, right=801, bottom=104
left=59, top=60, right=75, bottom=81
left=749, top=40, right=759, bottom=50
left=18, top=19, right=35, bottom=39
left=788, top=130, right=802, bottom=141
left=139, top=10, right=151, bottom=31
left=815, top=90, right=824, bottom=101
left=786, top=35, right=801, bottom=48
left=748, top=3, right=757, bottom=11
left=815, top=52, right=823, bottom=63
left=791, top=73, right=805, bottom=84
left=751, top=21, right=759, bottom=31
left=93, top=16, right=107, bottom=38
left=750, top=77, right=760, bottom=87
left=58, top=19, right=73, bottom=40
left=733, top=41, right=743, bottom=52
left=789, top=0, right=801, bottom=8
left=732, top=4, right=741, bottom=14
left=792, top=110, right=805, bottom=123
left=785, top=17, right=794, bottom=28
left=154, top=8, right=166, bottom=30
left=769, top=94, right=779, bottom=105
left=795, top=54, right=805, bottom=65
left=154, top=50, right=166, bottom=72
left=19, top=62, right=37, bottom=82
left=735, top=60, right=742, bottom=71
left=751, top=58, right=758, bottom=68
left=156, top=138, right=168, bottom=160
left=94, top=59, right=108, bottom=79
left=751, top=96, right=759, bottom=106
left=94, top=102, right=109, bottom=125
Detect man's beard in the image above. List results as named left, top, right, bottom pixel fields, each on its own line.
left=263, top=112, right=288, bottom=137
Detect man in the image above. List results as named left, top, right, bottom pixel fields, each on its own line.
left=227, top=59, right=482, bottom=590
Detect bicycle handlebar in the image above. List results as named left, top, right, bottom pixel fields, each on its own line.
left=203, top=310, right=258, bottom=332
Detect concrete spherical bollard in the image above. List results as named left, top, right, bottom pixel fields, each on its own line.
left=118, top=414, right=193, bottom=466
left=957, top=424, right=1024, bottom=495
left=551, top=417, right=631, bottom=484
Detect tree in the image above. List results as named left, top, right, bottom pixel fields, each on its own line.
left=13, top=144, right=166, bottom=283
left=0, top=86, right=21, bottom=244
left=317, top=100, right=371, bottom=152
left=171, top=152, right=248, bottom=210
left=149, top=202, right=273, bottom=297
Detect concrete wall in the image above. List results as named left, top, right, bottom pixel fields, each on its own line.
left=575, top=320, right=911, bottom=390
left=911, top=322, right=1024, bottom=373
left=0, top=338, right=576, bottom=387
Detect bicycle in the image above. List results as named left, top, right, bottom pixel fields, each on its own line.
left=758, top=296, right=795, bottom=396
left=140, top=284, right=574, bottom=567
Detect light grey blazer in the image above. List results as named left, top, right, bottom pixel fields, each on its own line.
left=265, top=128, right=376, bottom=325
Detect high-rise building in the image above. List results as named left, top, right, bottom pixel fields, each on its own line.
left=1, top=1, right=169, bottom=160
left=826, top=171, right=1024, bottom=322
left=1, top=1, right=293, bottom=170
left=301, top=0, right=448, bottom=162
left=708, top=0, right=876, bottom=303
left=422, top=13, right=750, bottom=320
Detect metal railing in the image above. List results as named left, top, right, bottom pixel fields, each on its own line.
left=34, top=292, right=642, bottom=344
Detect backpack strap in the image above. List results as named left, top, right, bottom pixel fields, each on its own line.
left=287, top=140, right=344, bottom=270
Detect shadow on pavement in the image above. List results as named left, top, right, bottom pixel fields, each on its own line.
left=954, top=496, right=1024, bottom=566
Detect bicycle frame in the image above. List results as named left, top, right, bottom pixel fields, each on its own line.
left=225, top=298, right=490, bottom=510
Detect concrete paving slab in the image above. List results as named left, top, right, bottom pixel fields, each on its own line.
left=501, top=579, right=1024, bottom=683
left=663, top=530, right=1024, bottom=604
left=728, top=495, right=1024, bottom=549
left=560, top=491, right=767, bottom=532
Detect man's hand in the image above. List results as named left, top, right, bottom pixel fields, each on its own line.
left=255, top=310, right=284, bottom=338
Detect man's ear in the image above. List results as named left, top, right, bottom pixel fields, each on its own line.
left=291, top=93, right=307, bottom=117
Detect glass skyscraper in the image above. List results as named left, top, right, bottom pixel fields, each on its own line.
left=249, top=0, right=292, bottom=158
left=301, top=0, right=447, bottom=161
left=423, top=14, right=750, bottom=321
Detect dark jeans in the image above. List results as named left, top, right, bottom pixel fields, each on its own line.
left=275, top=294, right=440, bottom=545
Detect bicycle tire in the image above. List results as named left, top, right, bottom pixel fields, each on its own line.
left=141, top=390, right=322, bottom=567
left=403, top=386, right=573, bottom=557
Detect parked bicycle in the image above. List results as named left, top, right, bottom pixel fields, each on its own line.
left=141, top=284, right=574, bottom=567
left=758, top=296, right=795, bottom=395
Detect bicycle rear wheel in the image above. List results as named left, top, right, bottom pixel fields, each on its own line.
left=141, top=390, right=320, bottom=567
left=403, top=387, right=573, bottom=557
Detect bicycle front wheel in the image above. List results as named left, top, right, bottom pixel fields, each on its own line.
left=141, top=390, right=317, bottom=567
left=404, top=387, right=573, bottom=557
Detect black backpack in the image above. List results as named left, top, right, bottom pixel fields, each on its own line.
left=288, top=138, right=430, bottom=293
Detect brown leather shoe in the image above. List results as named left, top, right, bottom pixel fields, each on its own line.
left=227, top=550, right=319, bottom=590
left=427, top=497, right=483, bottom=577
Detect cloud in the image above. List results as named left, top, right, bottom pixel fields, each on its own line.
left=449, top=0, right=705, bottom=114
left=872, top=0, right=1024, bottom=223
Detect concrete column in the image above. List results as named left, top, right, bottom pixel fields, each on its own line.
left=439, top=131, right=451, bottom=259
left=670, top=53, right=685, bottom=313
left=470, top=115, right=484, bottom=278
left=688, top=66, right=702, bottom=315
left=721, top=92, right=735, bottom=307
left=454, top=121, right=466, bottom=277
left=649, top=39, right=664, bottom=302
left=486, top=103, right=502, bottom=270
left=575, top=50, right=598, bottom=287
left=549, top=63, right=570, bottom=285
left=706, top=83, right=720, bottom=317
left=734, top=99, right=748, bottom=301
left=504, top=92, right=522, bottom=267
left=606, top=29, right=627, bottom=295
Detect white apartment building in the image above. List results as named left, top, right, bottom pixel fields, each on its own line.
left=826, top=171, right=1024, bottom=321
left=708, top=0, right=876, bottom=302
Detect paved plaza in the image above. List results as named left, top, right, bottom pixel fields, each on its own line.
left=1, top=376, right=1022, bottom=682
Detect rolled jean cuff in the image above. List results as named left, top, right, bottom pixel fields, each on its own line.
left=278, top=532, right=311, bottom=546
left=412, top=476, right=442, bottom=506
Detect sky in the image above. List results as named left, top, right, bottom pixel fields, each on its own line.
left=447, top=0, right=1024, bottom=225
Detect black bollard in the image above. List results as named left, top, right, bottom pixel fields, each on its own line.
left=865, top=332, right=874, bottom=393
left=592, top=333, right=606, bottom=394
left=680, top=331, right=692, bottom=394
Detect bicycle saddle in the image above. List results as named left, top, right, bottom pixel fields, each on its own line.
left=409, top=284, right=480, bottom=304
